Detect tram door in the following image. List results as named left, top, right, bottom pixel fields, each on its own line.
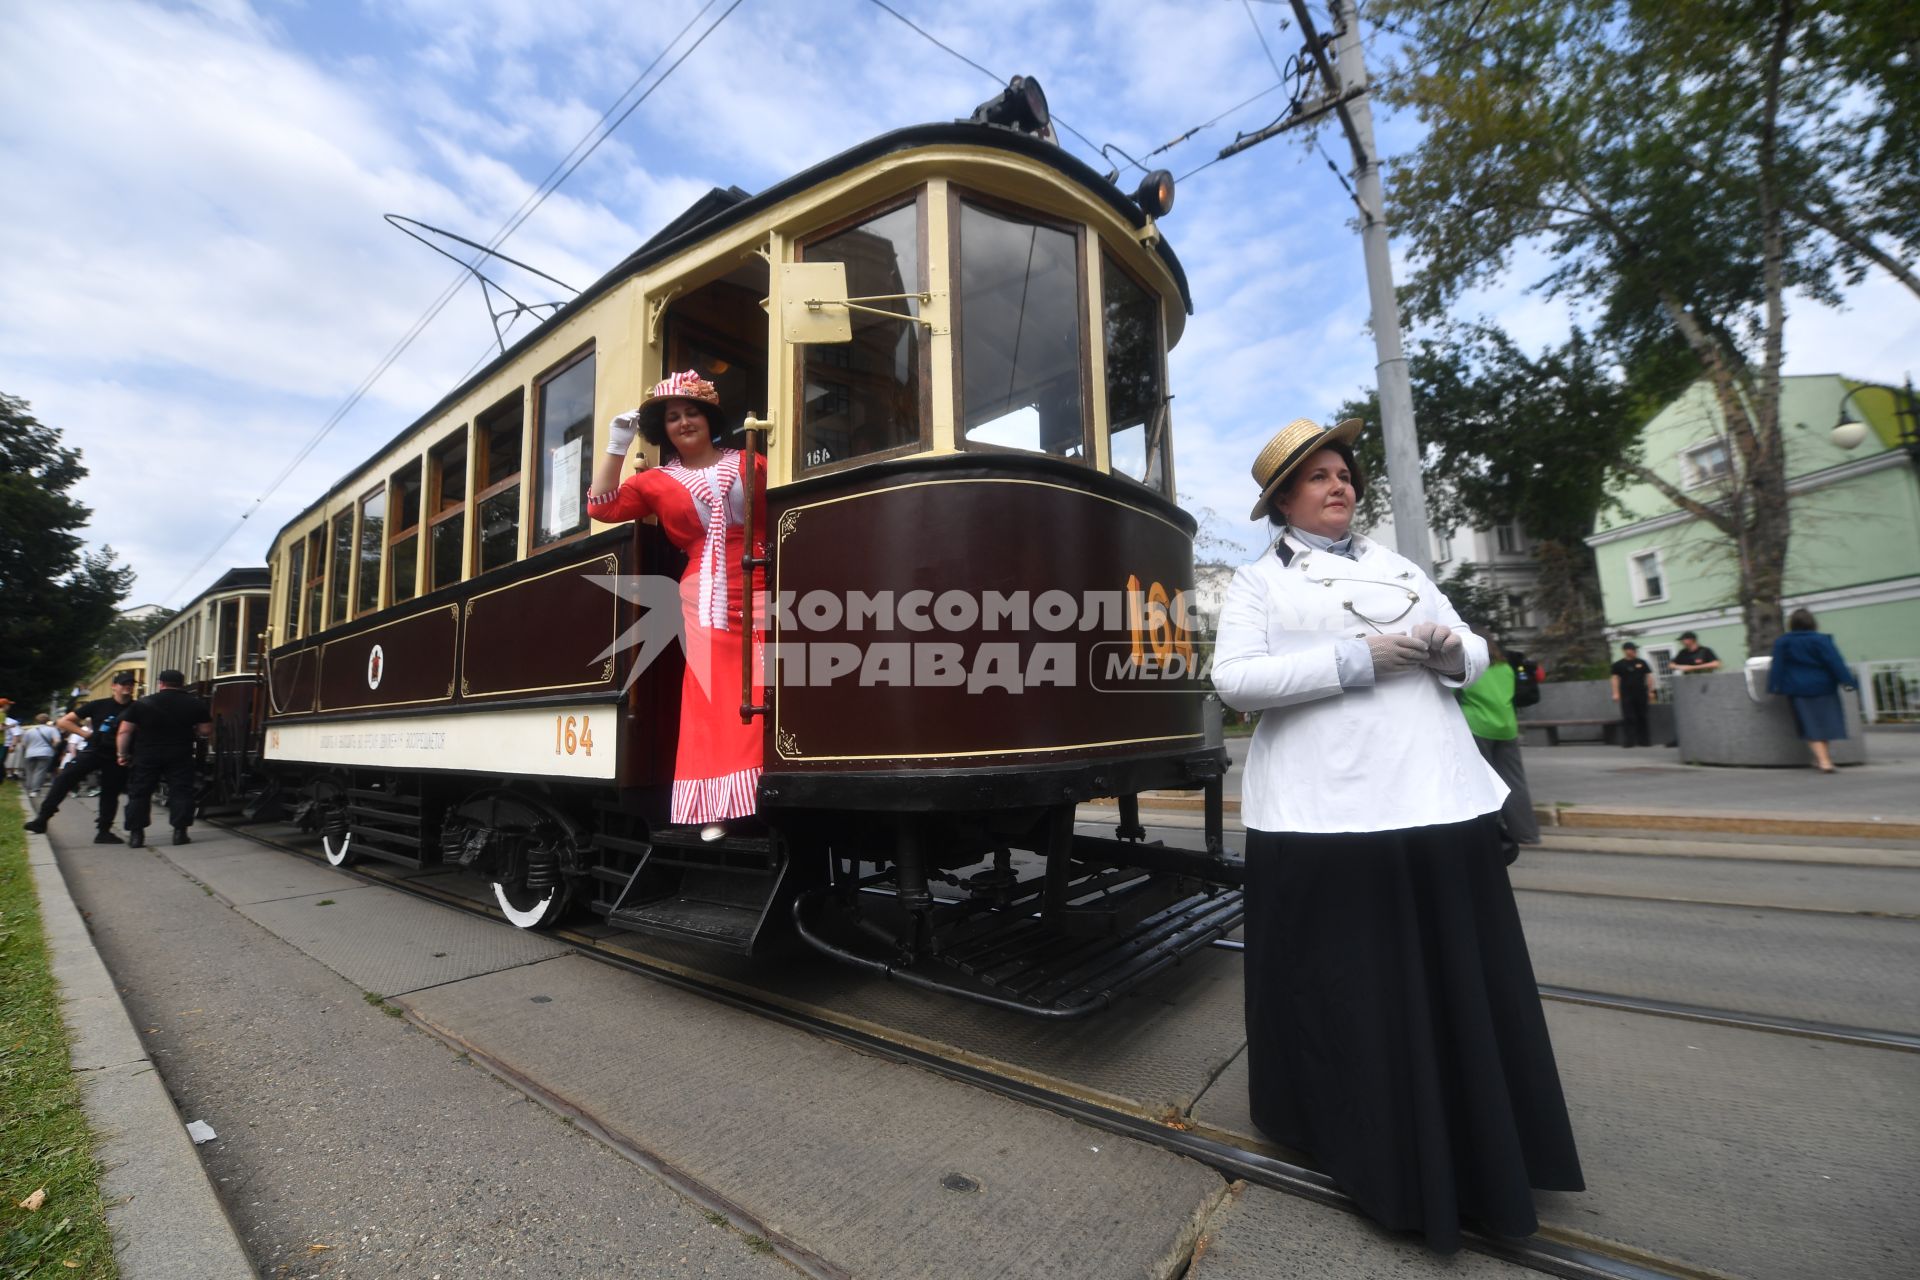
left=661, top=262, right=770, bottom=466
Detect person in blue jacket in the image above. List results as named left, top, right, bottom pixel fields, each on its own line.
left=1767, top=609, right=1857, bottom=773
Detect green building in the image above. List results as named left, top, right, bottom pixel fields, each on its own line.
left=1587, top=374, right=1920, bottom=675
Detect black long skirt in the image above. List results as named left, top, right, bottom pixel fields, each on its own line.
left=1243, top=816, right=1583, bottom=1252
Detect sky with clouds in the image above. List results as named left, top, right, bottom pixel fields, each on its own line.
left=5, top=0, right=1917, bottom=606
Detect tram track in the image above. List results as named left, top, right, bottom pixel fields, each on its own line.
left=206, top=815, right=1752, bottom=1280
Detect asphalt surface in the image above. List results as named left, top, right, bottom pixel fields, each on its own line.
left=1213, top=727, right=1920, bottom=822
left=53, top=831, right=797, bottom=1280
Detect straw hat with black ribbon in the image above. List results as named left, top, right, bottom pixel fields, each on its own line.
left=1247, top=416, right=1364, bottom=521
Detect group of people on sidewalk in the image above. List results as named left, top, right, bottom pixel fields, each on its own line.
left=22, top=669, right=213, bottom=847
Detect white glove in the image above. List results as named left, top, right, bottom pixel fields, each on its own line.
left=1409, top=621, right=1466, bottom=675
left=1365, top=632, right=1429, bottom=677
left=606, top=410, right=642, bottom=457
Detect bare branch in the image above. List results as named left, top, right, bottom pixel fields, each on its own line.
left=1628, top=464, right=1738, bottom=537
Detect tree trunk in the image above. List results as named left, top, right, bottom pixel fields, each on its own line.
left=1530, top=538, right=1609, bottom=675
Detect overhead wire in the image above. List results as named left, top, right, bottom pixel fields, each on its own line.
left=860, top=0, right=1107, bottom=166
left=161, top=0, right=745, bottom=604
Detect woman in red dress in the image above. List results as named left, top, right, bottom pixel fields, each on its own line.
left=587, top=371, right=765, bottom=839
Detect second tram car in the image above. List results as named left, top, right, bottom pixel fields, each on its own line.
left=239, top=84, right=1240, bottom=1016
left=145, top=567, right=271, bottom=809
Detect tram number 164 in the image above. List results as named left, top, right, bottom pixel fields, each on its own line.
left=553, top=714, right=594, bottom=757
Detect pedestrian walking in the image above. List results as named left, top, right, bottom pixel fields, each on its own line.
left=116, top=668, right=212, bottom=847
left=1214, top=416, right=1582, bottom=1252
left=2, top=701, right=20, bottom=780
left=1458, top=628, right=1541, bottom=853
left=1767, top=609, right=1857, bottom=774
left=19, top=713, right=63, bottom=797
left=1609, top=641, right=1655, bottom=747
left=23, top=672, right=138, bottom=843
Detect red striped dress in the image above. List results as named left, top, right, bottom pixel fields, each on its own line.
left=587, top=450, right=766, bottom=823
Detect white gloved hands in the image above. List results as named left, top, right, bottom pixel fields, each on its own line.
left=1409, top=621, right=1466, bottom=675
left=606, top=410, right=642, bottom=457
left=1365, top=632, right=1430, bottom=677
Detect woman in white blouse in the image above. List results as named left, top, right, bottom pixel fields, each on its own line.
left=1212, top=417, right=1582, bottom=1252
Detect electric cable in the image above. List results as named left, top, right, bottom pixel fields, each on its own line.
left=161, top=0, right=744, bottom=604
left=861, top=0, right=1106, bottom=164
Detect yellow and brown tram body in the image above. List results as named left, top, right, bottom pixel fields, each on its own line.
left=250, top=120, right=1237, bottom=1014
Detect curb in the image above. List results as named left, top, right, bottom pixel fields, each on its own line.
left=1086, top=794, right=1920, bottom=842
left=16, top=790, right=256, bottom=1279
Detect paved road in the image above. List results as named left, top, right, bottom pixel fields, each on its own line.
left=54, top=832, right=798, bottom=1280
left=1211, top=727, right=1920, bottom=820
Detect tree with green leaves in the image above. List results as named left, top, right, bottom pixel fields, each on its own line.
left=1339, top=323, right=1680, bottom=668
left=1369, top=0, right=1919, bottom=653
left=0, top=394, right=133, bottom=714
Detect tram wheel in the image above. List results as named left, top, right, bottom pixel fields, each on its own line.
left=491, top=873, right=570, bottom=930
left=322, top=831, right=356, bottom=868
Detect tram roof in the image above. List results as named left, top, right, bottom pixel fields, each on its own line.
left=169, top=566, right=272, bottom=615
left=275, top=123, right=1193, bottom=544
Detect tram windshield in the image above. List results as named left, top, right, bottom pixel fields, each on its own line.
left=956, top=200, right=1085, bottom=459
left=797, top=199, right=925, bottom=473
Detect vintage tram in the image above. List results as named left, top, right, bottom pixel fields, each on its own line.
left=243, top=84, right=1240, bottom=1016
left=144, top=567, right=272, bottom=808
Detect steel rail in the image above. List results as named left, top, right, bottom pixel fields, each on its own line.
left=210, top=817, right=1717, bottom=1280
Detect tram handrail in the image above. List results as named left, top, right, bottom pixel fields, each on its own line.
left=739, top=416, right=771, bottom=722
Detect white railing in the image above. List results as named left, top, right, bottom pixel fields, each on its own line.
left=1859, top=659, right=1920, bottom=724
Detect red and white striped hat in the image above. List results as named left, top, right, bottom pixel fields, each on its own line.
left=637, top=369, right=728, bottom=438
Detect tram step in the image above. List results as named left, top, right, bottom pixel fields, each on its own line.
left=605, top=894, right=766, bottom=952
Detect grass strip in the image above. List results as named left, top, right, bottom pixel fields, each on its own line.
left=0, top=781, right=117, bottom=1278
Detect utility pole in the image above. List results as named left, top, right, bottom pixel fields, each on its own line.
left=1230, top=0, right=1432, bottom=574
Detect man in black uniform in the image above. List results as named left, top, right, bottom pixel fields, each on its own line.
left=24, top=670, right=137, bottom=843
left=1609, top=641, right=1656, bottom=748
left=116, top=669, right=212, bottom=848
left=1669, top=631, right=1722, bottom=676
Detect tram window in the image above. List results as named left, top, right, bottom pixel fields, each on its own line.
left=956, top=200, right=1086, bottom=459
left=1102, top=253, right=1170, bottom=493
left=797, top=200, right=924, bottom=471
left=533, top=349, right=594, bottom=548
left=284, top=541, right=305, bottom=639
left=356, top=486, right=384, bottom=616
left=428, top=428, right=468, bottom=591
left=245, top=596, right=263, bottom=671
left=474, top=392, right=524, bottom=574
left=389, top=459, right=423, bottom=604
left=328, top=512, right=353, bottom=627
left=304, top=528, right=326, bottom=636
left=217, top=598, right=240, bottom=674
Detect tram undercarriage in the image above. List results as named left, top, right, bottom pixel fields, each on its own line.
left=270, top=762, right=1244, bottom=1018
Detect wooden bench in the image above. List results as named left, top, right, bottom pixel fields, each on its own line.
left=1520, top=718, right=1622, bottom=746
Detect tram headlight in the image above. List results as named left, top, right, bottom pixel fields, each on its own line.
left=1133, top=169, right=1176, bottom=219
left=969, top=74, right=1053, bottom=140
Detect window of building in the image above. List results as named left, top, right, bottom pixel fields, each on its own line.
left=1495, top=522, right=1521, bottom=554
left=474, top=392, right=524, bottom=575
left=284, top=541, right=305, bottom=640
left=428, top=428, right=468, bottom=592
left=356, top=486, right=385, bottom=616
left=1506, top=592, right=1529, bottom=627
left=1630, top=549, right=1667, bottom=604
left=389, top=460, right=423, bottom=604
left=304, top=528, right=327, bottom=637
left=956, top=198, right=1086, bottom=459
left=1102, top=252, right=1169, bottom=492
left=1681, top=439, right=1733, bottom=489
left=328, top=512, right=354, bottom=627
left=532, top=350, right=595, bottom=548
left=797, top=199, right=925, bottom=473
left=1433, top=527, right=1453, bottom=565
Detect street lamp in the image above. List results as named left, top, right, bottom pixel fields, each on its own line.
left=1832, top=377, right=1920, bottom=454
